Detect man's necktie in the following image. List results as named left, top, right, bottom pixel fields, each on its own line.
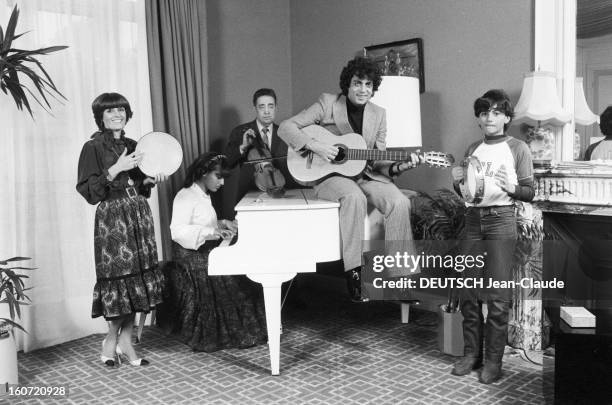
left=261, top=127, right=270, bottom=149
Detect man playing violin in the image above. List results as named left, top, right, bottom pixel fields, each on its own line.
left=225, top=88, right=297, bottom=218
left=278, top=56, right=422, bottom=302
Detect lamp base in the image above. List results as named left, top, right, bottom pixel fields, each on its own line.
left=527, top=126, right=555, bottom=162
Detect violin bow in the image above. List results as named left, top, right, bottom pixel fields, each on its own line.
left=242, top=155, right=288, bottom=165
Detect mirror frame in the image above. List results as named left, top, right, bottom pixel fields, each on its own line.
left=534, top=0, right=576, bottom=161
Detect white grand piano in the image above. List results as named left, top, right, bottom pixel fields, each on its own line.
left=208, top=189, right=340, bottom=375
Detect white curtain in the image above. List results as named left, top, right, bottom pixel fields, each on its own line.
left=0, top=0, right=160, bottom=351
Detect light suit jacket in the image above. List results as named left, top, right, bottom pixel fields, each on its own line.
left=278, top=93, right=395, bottom=183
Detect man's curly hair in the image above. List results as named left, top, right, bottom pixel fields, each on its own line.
left=339, top=57, right=382, bottom=96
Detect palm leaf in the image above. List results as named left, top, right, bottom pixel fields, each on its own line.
left=412, top=189, right=466, bottom=241
left=14, top=45, right=68, bottom=55
left=0, top=5, right=67, bottom=117
left=3, top=76, right=31, bottom=113
left=7, top=62, right=56, bottom=102
left=10, top=31, right=27, bottom=42
left=0, top=318, right=27, bottom=334
left=3, top=267, right=35, bottom=271
left=0, top=256, right=31, bottom=265
left=1, top=5, right=18, bottom=53
left=1, top=256, right=34, bottom=333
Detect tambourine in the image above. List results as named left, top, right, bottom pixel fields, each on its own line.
left=459, top=156, right=485, bottom=204
left=135, top=132, right=183, bottom=176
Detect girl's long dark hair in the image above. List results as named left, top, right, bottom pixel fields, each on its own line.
left=183, top=152, right=229, bottom=189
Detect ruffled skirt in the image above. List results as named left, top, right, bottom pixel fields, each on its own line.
left=92, top=196, right=164, bottom=319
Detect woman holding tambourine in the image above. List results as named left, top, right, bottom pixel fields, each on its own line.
left=450, top=90, right=534, bottom=385
left=76, top=92, right=172, bottom=367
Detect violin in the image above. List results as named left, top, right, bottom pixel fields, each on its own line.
left=245, top=131, right=286, bottom=198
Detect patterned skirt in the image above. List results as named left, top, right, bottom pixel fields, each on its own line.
left=156, top=242, right=267, bottom=352
left=92, top=196, right=164, bottom=319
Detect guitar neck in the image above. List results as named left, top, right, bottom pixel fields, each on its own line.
left=346, top=149, right=415, bottom=161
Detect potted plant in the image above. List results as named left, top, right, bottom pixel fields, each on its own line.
left=0, top=257, right=34, bottom=385
left=0, top=257, right=33, bottom=333
left=1, top=4, right=66, bottom=385
left=1, top=5, right=67, bottom=116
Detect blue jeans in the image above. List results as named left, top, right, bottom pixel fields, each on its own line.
left=461, top=205, right=517, bottom=362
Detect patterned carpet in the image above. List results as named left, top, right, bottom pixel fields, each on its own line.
left=4, top=278, right=550, bottom=405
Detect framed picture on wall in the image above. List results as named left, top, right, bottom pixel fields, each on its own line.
left=364, top=38, right=425, bottom=93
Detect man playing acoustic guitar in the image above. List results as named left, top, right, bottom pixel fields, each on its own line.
left=278, top=56, right=422, bottom=302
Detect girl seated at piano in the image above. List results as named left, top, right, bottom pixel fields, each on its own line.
left=156, top=152, right=267, bottom=352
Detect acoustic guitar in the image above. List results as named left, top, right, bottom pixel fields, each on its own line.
left=287, top=125, right=454, bottom=184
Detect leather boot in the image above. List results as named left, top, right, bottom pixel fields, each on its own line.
left=479, top=299, right=509, bottom=384
left=451, top=356, right=483, bottom=376
left=345, top=267, right=368, bottom=303
left=452, top=300, right=484, bottom=375
left=479, top=361, right=502, bottom=384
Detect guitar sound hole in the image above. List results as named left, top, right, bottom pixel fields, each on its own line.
left=333, top=145, right=347, bottom=164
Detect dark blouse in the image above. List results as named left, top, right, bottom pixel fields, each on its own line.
left=76, top=130, right=153, bottom=205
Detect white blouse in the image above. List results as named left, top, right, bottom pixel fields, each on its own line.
left=170, top=183, right=218, bottom=250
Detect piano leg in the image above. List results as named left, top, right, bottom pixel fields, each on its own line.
left=247, top=272, right=297, bottom=376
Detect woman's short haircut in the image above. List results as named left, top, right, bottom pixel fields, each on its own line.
left=473, top=89, right=514, bottom=131
left=600, top=106, right=612, bottom=137
left=339, top=57, right=382, bottom=96
left=91, top=92, right=133, bottom=131
left=183, top=152, right=230, bottom=189
left=252, top=88, right=277, bottom=106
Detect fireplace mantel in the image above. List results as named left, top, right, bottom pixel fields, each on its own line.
left=536, top=176, right=612, bottom=313
left=533, top=164, right=612, bottom=210
left=534, top=201, right=612, bottom=216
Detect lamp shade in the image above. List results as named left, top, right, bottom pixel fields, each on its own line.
left=514, top=71, right=571, bottom=126
left=370, top=76, right=422, bottom=148
left=574, top=77, right=599, bottom=126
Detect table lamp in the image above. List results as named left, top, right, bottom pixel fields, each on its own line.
left=370, top=76, right=422, bottom=148
left=514, top=71, right=571, bottom=165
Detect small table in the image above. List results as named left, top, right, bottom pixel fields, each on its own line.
left=553, top=308, right=612, bottom=404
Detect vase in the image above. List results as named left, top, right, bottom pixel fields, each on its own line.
left=0, top=304, right=18, bottom=385
left=0, top=331, right=18, bottom=385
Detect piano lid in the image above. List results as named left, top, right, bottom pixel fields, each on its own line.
left=236, top=189, right=339, bottom=212
left=208, top=188, right=342, bottom=276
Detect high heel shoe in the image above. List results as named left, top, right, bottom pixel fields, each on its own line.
left=100, top=338, right=116, bottom=367
left=115, top=344, right=150, bottom=366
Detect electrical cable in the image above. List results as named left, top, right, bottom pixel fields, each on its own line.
left=507, top=343, right=544, bottom=365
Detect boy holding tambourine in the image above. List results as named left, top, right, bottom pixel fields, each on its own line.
left=450, top=89, right=534, bottom=384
